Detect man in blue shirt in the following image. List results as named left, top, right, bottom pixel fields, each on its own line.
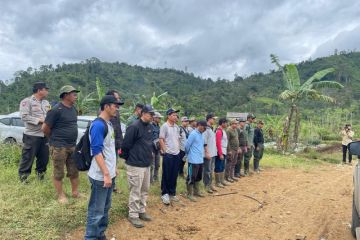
left=185, top=120, right=207, bottom=202
left=85, top=95, right=121, bottom=240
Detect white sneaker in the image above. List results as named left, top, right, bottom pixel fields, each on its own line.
left=161, top=194, right=170, bottom=205
left=170, top=195, right=180, bottom=202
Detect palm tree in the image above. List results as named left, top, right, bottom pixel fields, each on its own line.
left=270, top=54, right=344, bottom=152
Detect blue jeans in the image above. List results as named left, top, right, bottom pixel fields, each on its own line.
left=215, top=155, right=226, bottom=173
left=85, top=177, right=115, bottom=240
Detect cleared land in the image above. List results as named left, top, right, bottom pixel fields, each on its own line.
left=68, top=162, right=355, bottom=240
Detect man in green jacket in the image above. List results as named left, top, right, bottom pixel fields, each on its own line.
left=235, top=118, right=247, bottom=178
left=243, top=113, right=256, bottom=176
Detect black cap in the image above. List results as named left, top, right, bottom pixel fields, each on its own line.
left=218, top=118, right=228, bottom=125
left=166, top=108, right=180, bottom=115
left=197, top=120, right=207, bottom=127
left=136, top=103, right=144, bottom=109
left=33, top=82, right=49, bottom=91
left=206, top=113, right=217, bottom=121
left=141, top=104, right=155, bottom=114
left=100, top=95, right=122, bottom=106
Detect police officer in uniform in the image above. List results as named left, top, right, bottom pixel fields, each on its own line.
left=18, top=82, right=51, bottom=182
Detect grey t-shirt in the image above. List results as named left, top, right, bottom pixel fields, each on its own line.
left=45, top=103, right=78, bottom=147
left=203, top=126, right=217, bottom=157
left=160, top=122, right=180, bottom=155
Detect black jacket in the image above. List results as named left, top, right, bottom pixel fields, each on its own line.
left=121, top=119, right=153, bottom=167
left=109, top=110, right=123, bottom=150
left=253, top=128, right=264, bottom=148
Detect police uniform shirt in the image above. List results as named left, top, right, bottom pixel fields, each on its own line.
left=19, top=96, right=50, bottom=137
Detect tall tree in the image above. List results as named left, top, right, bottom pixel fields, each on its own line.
left=270, top=54, right=344, bottom=152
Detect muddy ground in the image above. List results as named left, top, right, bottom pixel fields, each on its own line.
left=68, top=163, right=355, bottom=240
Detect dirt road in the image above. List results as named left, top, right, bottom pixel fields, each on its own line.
left=68, top=164, right=355, bottom=240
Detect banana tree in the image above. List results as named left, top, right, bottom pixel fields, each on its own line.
left=76, top=91, right=96, bottom=115
left=270, top=54, right=344, bottom=152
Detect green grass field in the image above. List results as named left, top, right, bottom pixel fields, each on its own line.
left=0, top=144, right=343, bottom=240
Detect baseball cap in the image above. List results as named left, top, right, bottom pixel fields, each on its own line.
left=141, top=104, right=155, bottom=114
left=237, top=117, right=246, bottom=122
left=258, top=120, right=264, bottom=125
left=197, top=120, right=207, bottom=127
left=181, top=116, right=189, bottom=122
left=189, top=117, right=196, bottom=122
left=59, top=85, right=80, bottom=98
left=206, top=113, right=217, bottom=121
left=230, top=119, right=239, bottom=124
left=100, top=95, right=123, bottom=106
left=247, top=113, right=256, bottom=119
left=166, top=108, right=180, bottom=115
left=33, top=82, right=49, bottom=91
left=154, top=112, right=163, bottom=118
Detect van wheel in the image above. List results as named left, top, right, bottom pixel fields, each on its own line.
left=352, top=195, right=360, bottom=237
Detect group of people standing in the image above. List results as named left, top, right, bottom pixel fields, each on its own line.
left=17, top=82, right=266, bottom=240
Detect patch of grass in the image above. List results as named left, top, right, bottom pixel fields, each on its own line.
left=262, top=149, right=324, bottom=171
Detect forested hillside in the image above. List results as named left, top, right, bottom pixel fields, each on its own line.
left=1, top=52, right=359, bottom=118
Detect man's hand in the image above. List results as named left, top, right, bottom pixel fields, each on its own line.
left=237, top=148, right=242, bottom=154
left=160, top=149, right=165, bottom=155
left=38, top=116, right=45, bottom=124
left=220, top=154, right=224, bottom=160
left=103, top=174, right=112, bottom=188
left=256, top=146, right=260, bottom=151
left=205, top=152, right=211, bottom=160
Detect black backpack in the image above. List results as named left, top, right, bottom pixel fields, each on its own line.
left=73, top=117, right=108, bottom=171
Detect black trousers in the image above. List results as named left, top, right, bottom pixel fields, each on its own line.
left=161, top=153, right=180, bottom=196
left=187, top=163, right=203, bottom=185
left=342, top=144, right=352, bottom=163
left=18, top=134, right=49, bottom=177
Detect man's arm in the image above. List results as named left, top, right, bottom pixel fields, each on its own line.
left=41, top=123, right=51, bottom=137
left=121, top=125, right=137, bottom=158
left=185, top=132, right=194, bottom=154
left=215, top=129, right=223, bottom=159
left=20, top=99, right=43, bottom=125
left=94, top=153, right=112, bottom=188
left=159, top=124, right=167, bottom=154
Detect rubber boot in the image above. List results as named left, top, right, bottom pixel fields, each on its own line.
left=187, top=184, right=197, bottom=202
left=231, top=169, right=238, bottom=182
left=220, top=172, right=230, bottom=186
left=194, top=182, right=205, bottom=197
left=210, top=173, right=218, bottom=191
left=205, top=185, right=213, bottom=194
left=225, top=174, right=234, bottom=183
left=215, top=173, right=225, bottom=188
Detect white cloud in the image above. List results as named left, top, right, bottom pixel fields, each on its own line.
left=0, top=0, right=360, bottom=81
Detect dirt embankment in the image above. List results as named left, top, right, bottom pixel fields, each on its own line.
left=68, top=164, right=355, bottom=240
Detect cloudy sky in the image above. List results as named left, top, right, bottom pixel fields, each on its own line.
left=1, top=0, right=360, bottom=81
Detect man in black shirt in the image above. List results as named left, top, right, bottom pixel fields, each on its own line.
left=42, top=85, right=80, bottom=204
left=253, top=120, right=265, bottom=173
left=121, top=105, right=155, bottom=228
